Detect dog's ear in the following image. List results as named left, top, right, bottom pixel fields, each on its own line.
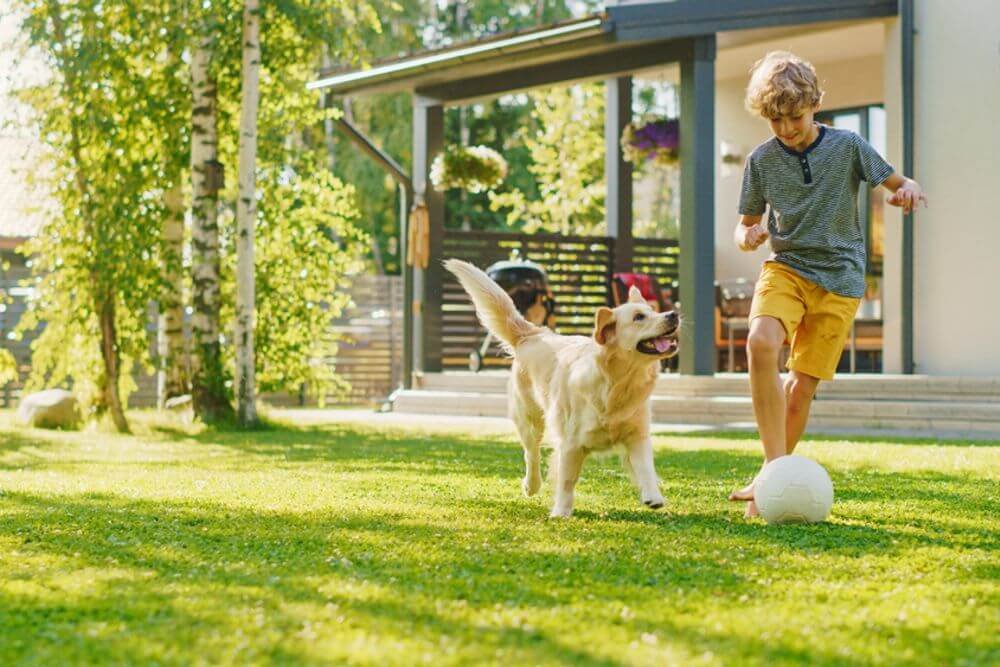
left=628, top=285, right=645, bottom=304
left=593, top=307, right=615, bottom=345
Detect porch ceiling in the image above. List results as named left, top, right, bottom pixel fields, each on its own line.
left=308, top=0, right=897, bottom=102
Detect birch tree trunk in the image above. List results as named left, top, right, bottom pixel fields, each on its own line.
left=157, top=181, right=187, bottom=408
left=235, top=0, right=260, bottom=426
left=190, top=37, right=232, bottom=422
left=98, top=295, right=129, bottom=433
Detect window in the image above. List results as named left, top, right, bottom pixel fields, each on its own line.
left=816, top=105, right=887, bottom=278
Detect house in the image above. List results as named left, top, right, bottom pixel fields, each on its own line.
left=309, top=0, right=999, bottom=434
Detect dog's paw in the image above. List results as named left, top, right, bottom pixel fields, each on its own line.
left=549, top=505, right=573, bottom=519
left=522, top=474, right=541, bottom=497
left=642, top=493, right=666, bottom=510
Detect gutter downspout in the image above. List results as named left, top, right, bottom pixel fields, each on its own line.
left=901, top=0, right=915, bottom=374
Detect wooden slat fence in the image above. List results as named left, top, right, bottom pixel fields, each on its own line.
left=633, top=237, right=681, bottom=290
left=322, top=274, right=404, bottom=405
left=0, top=253, right=35, bottom=407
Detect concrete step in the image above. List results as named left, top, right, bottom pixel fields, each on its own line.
left=415, top=371, right=1000, bottom=402
left=392, top=388, right=1000, bottom=439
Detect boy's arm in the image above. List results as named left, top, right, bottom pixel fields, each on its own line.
left=734, top=214, right=767, bottom=251
left=880, top=172, right=928, bottom=214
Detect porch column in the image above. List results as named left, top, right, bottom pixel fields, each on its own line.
left=605, top=76, right=633, bottom=272
left=412, top=96, right=445, bottom=374
left=679, top=35, right=716, bottom=375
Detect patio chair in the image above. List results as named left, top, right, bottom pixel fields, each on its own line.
left=715, top=279, right=754, bottom=372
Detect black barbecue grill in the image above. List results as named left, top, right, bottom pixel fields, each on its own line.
left=468, top=259, right=555, bottom=372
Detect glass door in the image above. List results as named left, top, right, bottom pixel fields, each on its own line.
left=816, top=105, right=887, bottom=371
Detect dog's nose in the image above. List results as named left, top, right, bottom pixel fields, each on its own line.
left=663, top=311, right=679, bottom=330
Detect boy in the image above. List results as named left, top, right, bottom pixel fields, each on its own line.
left=729, top=51, right=927, bottom=517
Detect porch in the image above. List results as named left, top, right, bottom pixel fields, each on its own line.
left=392, top=371, right=1000, bottom=440
left=311, top=0, right=914, bottom=386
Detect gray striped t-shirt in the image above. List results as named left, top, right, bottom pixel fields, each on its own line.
left=738, top=125, right=894, bottom=297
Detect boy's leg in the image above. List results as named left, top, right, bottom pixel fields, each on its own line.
left=747, top=316, right=789, bottom=463
left=784, top=370, right=821, bottom=454
left=729, top=315, right=786, bottom=509
left=782, top=290, right=861, bottom=451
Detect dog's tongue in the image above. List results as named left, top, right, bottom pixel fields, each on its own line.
left=653, top=337, right=672, bottom=353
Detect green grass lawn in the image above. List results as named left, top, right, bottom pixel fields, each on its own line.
left=0, top=411, right=997, bottom=666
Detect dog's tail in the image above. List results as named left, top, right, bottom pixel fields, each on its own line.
left=444, top=258, right=541, bottom=350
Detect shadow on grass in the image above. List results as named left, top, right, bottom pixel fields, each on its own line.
left=0, top=491, right=743, bottom=665
left=1, top=482, right=995, bottom=665
left=0, top=428, right=66, bottom=470
left=151, top=421, right=521, bottom=479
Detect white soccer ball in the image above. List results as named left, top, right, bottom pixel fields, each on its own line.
left=753, top=455, right=834, bottom=524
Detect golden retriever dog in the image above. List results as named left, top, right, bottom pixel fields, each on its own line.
left=444, top=259, right=680, bottom=517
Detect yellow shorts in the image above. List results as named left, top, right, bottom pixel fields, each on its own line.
left=748, top=261, right=860, bottom=381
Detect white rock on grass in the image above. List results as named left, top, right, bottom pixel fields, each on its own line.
left=164, top=394, right=193, bottom=411
left=17, top=389, right=81, bottom=429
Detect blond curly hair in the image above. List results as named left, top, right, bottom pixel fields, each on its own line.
left=745, top=51, right=824, bottom=118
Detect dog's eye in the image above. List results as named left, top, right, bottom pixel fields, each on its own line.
left=633, top=313, right=646, bottom=322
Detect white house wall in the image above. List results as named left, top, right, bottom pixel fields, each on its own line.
left=883, top=1, right=1000, bottom=376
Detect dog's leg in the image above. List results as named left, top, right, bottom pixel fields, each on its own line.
left=510, top=366, right=544, bottom=496
left=550, top=445, right=586, bottom=518
left=513, top=409, right=543, bottom=497
left=626, top=438, right=665, bottom=509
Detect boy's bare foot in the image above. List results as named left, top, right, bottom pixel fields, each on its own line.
left=744, top=500, right=759, bottom=518
left=728, top=482, right=755, bottom=502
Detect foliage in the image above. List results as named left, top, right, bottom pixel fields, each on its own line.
left=441, top=97, right=539, bottom=232
left=430, top=144, right=508, bottom=193
left=621, top=115, right=679, bottom=166
left=0, top=413, right=996, bottom=664
left=7, top=0, right=380, bottom=415
left=211, top=7, right=376, bottom=404
left=0, top=349, right=17, bottom=387
left=630, top=80, right=682, bottom=239
left=330, top=1, right=604, bottom=252
left=222, top=167, right=367, bottom=403
left=489, top=83, right=606, bottom=235
left=10, top=0, right=187, bottom=421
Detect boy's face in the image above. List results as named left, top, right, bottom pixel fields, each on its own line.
left=767, top=105, right=818, bottom=150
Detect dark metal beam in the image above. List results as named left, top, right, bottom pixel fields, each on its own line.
left=610, top=0, right=898, bottom=42
left=901, top=0, right=914, bottom=374
left=397, top=183, right=413, bottom=389
left=416, top=40, right=695, bottom=104
left=412, top=98, right=445, bottom=374
left=605, top=76, right=634, bottom=273
left=335, top=117, right=412, bottom=193
left=678, top=36, right=716, bottom=376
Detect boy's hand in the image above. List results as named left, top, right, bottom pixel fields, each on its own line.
left=736, top=221, right=769, bottom=252
left=886, top=178, right=928, bottom=214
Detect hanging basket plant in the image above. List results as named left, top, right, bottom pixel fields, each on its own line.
left=621, top=116, right=680, bottom=166
left=430, top=145, right=508, bottom=193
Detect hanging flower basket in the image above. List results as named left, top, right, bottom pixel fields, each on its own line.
left=621, top=116, right=679, bottom=166
left=430, top=145, right=508, bottom=193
